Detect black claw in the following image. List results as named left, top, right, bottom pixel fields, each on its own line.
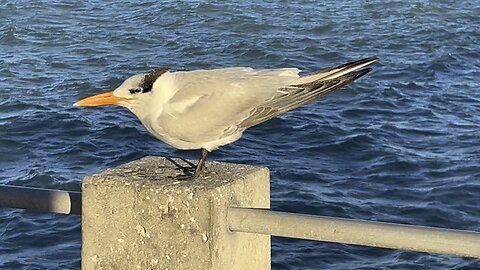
left=175, top=148, right=209, bottom=180
left=175, top=172, right=196, bottom=180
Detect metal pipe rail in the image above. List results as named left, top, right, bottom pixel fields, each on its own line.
left=0, top=184, right=81, bottom=215
left=227, top=207, right=480, bottom=258
left=2, top=185, right=480, bottom=258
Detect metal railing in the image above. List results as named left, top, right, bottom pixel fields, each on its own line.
left=228, top=207, right=480, bottom=258
left=0, top=184, right=81, bottom=215
left=1, top=184, right=479, bottom=258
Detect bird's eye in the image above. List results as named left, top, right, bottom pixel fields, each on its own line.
left=129, top=88, right=143, bottom=94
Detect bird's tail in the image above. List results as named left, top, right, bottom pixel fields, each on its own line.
left=238, top=57, right=378, bottom=129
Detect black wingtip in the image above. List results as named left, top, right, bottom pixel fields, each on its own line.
left=359, top=56, right=379, bottom=62
left=367, top=56, right=379, bottom=64
left=338, top=57, right=379, bottom=69
left=350, top=67, right=373, bottom=80
left=366, top=56, right=379, bottom=61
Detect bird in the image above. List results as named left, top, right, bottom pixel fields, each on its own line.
left=74, top=57, right=378, bottom=179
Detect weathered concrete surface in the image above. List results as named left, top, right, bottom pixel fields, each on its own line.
left=82, top=156, right=270, bottom=270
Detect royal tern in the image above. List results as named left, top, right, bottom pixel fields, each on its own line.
left=74, top=57, right=378, bottom=178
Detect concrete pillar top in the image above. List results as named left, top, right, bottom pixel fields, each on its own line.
left=85, top=156, right=267, bottom=189
left=82, top=156, right=270, bottom=270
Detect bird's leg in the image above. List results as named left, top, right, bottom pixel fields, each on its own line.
left=193, top=148, right=209, bottom=176
left=177, top=148, right=209, bottom=179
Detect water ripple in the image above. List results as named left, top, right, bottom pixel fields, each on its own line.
left=1, top=1, right=479, bottom=269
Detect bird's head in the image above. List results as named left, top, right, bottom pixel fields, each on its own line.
left=74, top=68, right=168, bottom=111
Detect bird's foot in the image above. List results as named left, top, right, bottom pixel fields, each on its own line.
left=172, top=148, right=209, bottom=180
left=175, top=166, right=195, bottom=180
left=174, top=164, right=206, bottom=180
left=175, top=172, right=196, bottom=180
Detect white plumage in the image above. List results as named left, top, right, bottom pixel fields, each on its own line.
left=75, top=57, right=378, bottom=178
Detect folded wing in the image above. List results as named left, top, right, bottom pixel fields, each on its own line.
left=238, top=58, right=377, bottom=128
left=158, top=58, right=377, bottom=144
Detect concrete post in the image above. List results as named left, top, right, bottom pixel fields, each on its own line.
left=81, top=156, right=270, bottom=270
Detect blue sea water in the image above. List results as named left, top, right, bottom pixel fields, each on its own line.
left=1, top=0, right=479, bottom=269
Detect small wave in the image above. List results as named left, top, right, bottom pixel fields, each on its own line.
left=0, top=24, right=25, bottom=45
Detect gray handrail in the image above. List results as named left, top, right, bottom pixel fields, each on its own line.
left=2, top=185, right=480, bottom=258
left=0, top=184, right=81, bottom=215
left=228, top=207, right=480, bottom=258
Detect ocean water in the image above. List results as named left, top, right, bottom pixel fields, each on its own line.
left=1, top=0, right=479, bottom=269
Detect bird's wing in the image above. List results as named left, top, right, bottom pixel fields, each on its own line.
left=238, top=68, right=373, bottom=129
left=157, top=57, right=377, bottom=143
left=237, top=57, right=378, bottom=128
left=157, top=67, right=301, bottom=141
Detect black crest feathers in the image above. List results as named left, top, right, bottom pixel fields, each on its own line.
left=141, top=68, right=168, bottom=93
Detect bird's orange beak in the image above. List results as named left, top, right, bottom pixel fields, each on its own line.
left=73, top=91, right=128, bottom=107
